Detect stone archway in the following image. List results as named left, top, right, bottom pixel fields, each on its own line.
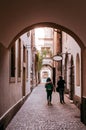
left=9, top=21, right=84, bottom=89
left=9, top=22, right=84, bottom=49
left=9, top=21, right=84, bottom=92
left=6, top=22, right=86, bottom=125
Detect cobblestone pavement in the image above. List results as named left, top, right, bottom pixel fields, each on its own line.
left=6, top=84, right=86, bottom=130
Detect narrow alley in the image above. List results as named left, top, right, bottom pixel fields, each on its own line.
left=6, top=84, right=86, bottom=130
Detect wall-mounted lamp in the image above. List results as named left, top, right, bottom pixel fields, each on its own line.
left=53, top=51, right=71, bottom=62
left=53, top=54, right=62, bottom=61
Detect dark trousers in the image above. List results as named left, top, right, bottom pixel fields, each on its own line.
left=59, top=89, right=64, bottom=103
left=47, top=90, right=52, bottom=102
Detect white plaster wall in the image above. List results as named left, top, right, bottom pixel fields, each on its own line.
left=0, top=43, right=22, bottom=117
left=0, top=44, right=10, bottom=117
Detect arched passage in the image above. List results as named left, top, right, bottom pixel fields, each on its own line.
left=8, top=22, right=84, bottom=96
left=7, top=22, right=85, bottom=111
left=40, top=65, right=53, bottom=83
left=0, top=22, right=86, bottom=129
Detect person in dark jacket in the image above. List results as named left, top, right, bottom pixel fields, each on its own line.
left=45, top=77, right=54, bottom=105
left=57, top=76, right=66, bottom=104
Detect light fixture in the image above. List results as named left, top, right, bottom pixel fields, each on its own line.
left=53, top=54, right=62, bottom=61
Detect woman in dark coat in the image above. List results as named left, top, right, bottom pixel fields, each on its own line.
left=57, top=76, right=66, bottom=104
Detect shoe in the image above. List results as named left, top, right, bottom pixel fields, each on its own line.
left=47, top=101, right=49, bottom=105
left=50, top=102, right=52, bottom=106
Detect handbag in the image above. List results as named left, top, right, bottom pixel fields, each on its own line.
left=56, top=87, right=59, bottom=92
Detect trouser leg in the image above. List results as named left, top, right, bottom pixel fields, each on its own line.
left=59, top=90, right=62, bottom=103
left=47, top=91, right=52, bottom=105
left=49, top=91, right=52, bottom=102
left=47, top=91, right=49, bottom=101
left=62, top=90, right=64, bottom=102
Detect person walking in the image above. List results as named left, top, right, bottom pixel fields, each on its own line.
left=45, top=77, right=54, bottom=105
left=57, top=76, right=66, bottom=104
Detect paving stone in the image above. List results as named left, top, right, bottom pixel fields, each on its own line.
left=6, top=84, right=86, bottom=130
